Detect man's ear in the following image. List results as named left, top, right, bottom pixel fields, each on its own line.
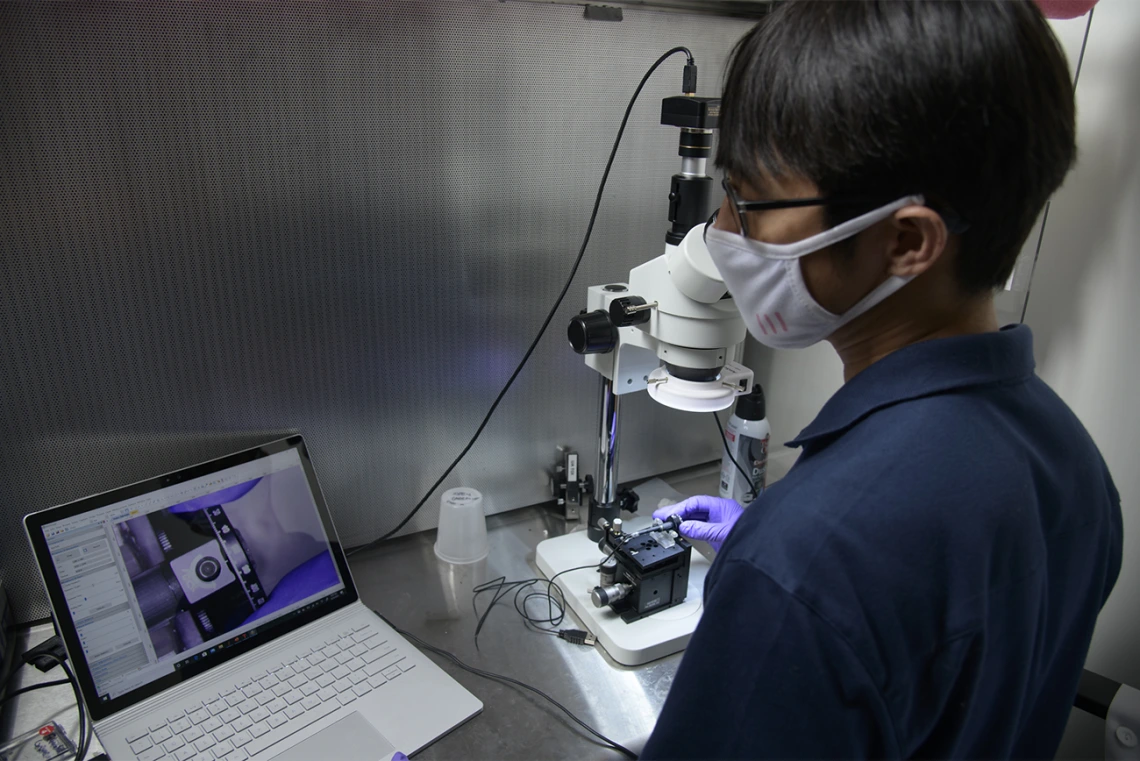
left=885, top=205, right=949, bottom=278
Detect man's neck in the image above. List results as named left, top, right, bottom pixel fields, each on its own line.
left=829, top=292, right=1000, bottom=382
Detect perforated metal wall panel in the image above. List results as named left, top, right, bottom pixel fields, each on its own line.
left=0, top=1, right=753, bottom=622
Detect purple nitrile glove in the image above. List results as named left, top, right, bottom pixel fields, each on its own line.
left=653, top=495, right=744, bottom=552
left=392, top=754, right=409, bottom=761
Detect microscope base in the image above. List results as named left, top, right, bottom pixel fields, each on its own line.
left=536, top=513, right=711, bottom=666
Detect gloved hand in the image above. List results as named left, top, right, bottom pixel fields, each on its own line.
left=653, top=495, right=744, bottom=552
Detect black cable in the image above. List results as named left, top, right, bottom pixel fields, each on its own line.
left=65, top=662, right=92, bottom=761
left=2, top=656, right=86, bottom=757
left=1019, top=7, right=1094, bottom=325
left=1069, top=7, right=1095, bottom=93
left=24, top=653, right=89, bottom=760
left=472, top=562, right=600, bottom=649
left=523, top=559, right=599, bottom=633
left=473, top=578, right=559, bottom=645
left=347, top=46, right=695, bottom=557
left=471, top=538, right=632, bottom=649
left=375, top=612, right=638, bottom=760
left=0, top=678, right=71, bottom=705
left=713, top=411, right=754, bottom=500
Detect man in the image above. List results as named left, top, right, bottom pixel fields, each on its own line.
left=643, top=1, right=1121, bottom=758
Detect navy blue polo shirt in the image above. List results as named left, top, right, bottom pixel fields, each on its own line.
left=642, top=326, right=1122, bottom=760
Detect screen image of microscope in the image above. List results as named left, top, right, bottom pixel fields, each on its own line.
left=113, top=467, right=339, bottom=661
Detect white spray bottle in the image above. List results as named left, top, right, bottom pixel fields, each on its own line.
left=719, top=386, right=770, bottom=505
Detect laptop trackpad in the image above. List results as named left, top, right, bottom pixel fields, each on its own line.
left=268, top=712, right=397, bottom=761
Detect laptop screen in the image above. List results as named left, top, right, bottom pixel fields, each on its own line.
left=26, top=436, right=359, bottom=721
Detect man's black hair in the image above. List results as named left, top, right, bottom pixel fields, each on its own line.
left=716, top=0, right=1076, bottom=293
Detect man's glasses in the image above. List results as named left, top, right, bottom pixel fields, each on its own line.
left=713, top=178, right=886, bottom=240
left=706, top=178, right=969, bottom=242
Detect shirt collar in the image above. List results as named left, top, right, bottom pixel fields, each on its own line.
left=788, top=325, right=1036, bottom=449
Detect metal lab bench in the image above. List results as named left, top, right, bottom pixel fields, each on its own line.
left=348, top=467, right=722, bottom=760
left=0, top=465, right=722, bottom=760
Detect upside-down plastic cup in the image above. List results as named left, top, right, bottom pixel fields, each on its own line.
left=434, top=488, right=489, bottom=564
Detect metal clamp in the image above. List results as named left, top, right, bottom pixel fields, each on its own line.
left=205, top=505, right=267, bottom=611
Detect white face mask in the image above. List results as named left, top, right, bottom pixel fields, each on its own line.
left=704, top=195, right=924, bottom=349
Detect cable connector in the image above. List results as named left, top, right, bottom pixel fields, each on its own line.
left=558, top=629, right=596, bottom=646
left=22, top=635, right=68, bottom=673
left=682, top=61, right=698, bottom=95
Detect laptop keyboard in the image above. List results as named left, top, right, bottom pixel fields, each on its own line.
left=122, top=624, right=415, bottom=761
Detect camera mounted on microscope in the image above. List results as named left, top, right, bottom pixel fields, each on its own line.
left=660, top=93, right=720, bottom=245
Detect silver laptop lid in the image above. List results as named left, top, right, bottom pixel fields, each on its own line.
left=24, top=435, right=361, bottom=722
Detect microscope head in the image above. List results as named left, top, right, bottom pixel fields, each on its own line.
left=641, top=223, right=752, bottom=411
left=567, top=78, right=750, bottom=413
left=569, top=223, right=753, bottom=412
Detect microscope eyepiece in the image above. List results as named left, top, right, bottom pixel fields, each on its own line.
left=568, top=309, right=618, bottom=354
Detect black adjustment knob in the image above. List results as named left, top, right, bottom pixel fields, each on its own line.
left=618, top=487, right=640, bottom=515
left=609, top=296, right=652, bottom=328
left=568, top=310, right=618, bottom=354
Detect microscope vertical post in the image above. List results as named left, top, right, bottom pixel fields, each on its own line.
left=589, top=377, right=622, bottom=540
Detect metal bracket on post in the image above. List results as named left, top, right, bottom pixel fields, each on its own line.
left=551, top=446, right=592, bottom=522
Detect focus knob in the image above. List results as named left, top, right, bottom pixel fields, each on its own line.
left=568, top=310, right=618, bottom=354
left=609, top=296, right=652, bottom=327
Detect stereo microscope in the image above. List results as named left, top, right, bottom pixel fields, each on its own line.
left=536, top=77, right=752, bottom=666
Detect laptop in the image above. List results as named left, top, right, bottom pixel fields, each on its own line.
left=24, top=435, right=482, bottom=761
